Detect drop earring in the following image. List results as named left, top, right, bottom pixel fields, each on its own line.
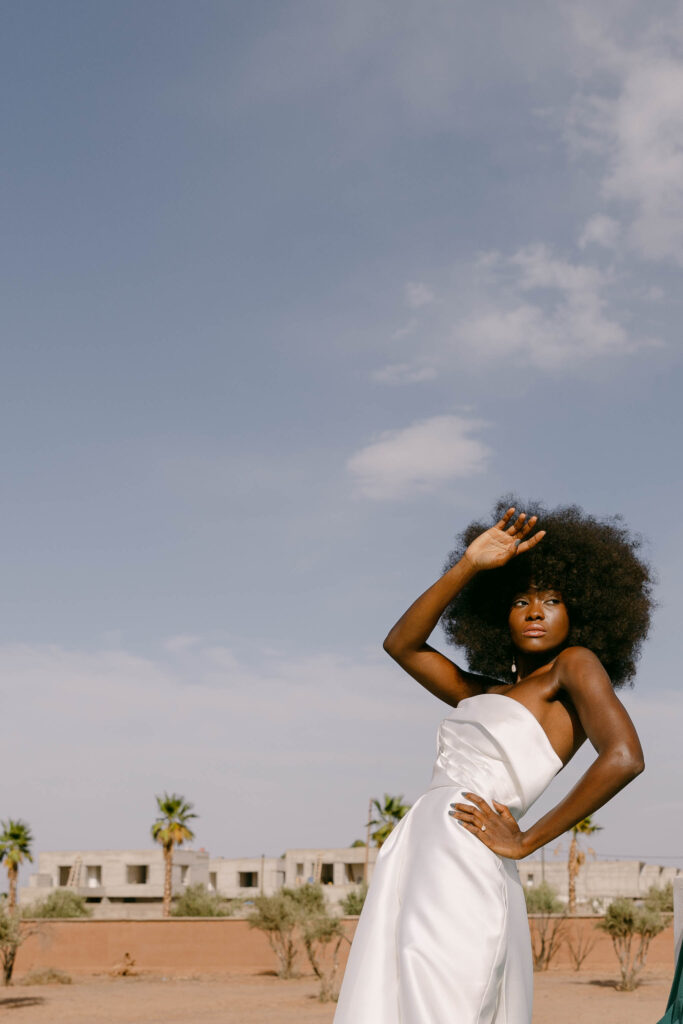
left=510, top=655, right=517, bottom=676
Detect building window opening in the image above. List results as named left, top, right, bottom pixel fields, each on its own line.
left=180, top=865, right=190, bottom=885
left=526, top=874, right=534, bottom=886
left=320, top=863, right=334, bottom=885
left=126, top=865, right=149, bottom=885
left=58, top=866, right=71, bottom=886
left=296, top=862, right=304, bottom=878
left=86, top=865, right=102, bottom=888
left=239, top=871, right=258, bottom=888
left=345, top=863, right=364, bottom=884
left=209, top=872, right=217, bottom=892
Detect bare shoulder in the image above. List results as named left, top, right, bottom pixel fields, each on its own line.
left=554, top=646, right=619, bottom=717
left=555, top=645, right=610, bottom=684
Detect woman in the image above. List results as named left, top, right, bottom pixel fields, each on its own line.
left=334, top=499, right=654, bottom=1024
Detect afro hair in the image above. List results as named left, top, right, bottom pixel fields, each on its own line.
left=441, top=496, right=655, bottom=688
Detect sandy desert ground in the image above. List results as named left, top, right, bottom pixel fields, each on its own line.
left=0, top=967, right=673, bottom=1024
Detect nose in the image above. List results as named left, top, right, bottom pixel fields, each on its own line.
left=525, top=601, right=544, bottom=620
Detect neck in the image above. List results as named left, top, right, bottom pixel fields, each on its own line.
left=515, top=645, right=565, bottom=682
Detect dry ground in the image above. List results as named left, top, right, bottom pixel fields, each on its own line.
left=0, top=967, right=673, bottom=1024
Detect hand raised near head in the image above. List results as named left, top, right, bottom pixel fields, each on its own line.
left=464, top=508, right=545, bottom=572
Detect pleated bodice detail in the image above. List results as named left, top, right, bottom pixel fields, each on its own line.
left=428, top=693, right=563, bottom=816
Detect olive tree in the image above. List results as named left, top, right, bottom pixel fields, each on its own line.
left=598, top=897, right=668, bottom=991
left=249, top=884, right=350, bottom=999
left=525, top=882, right=567, bottom=971
left=0, top=906, right=33, bottom=985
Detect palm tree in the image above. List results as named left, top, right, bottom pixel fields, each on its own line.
left=568, top=815, right=602, bottom=914
left=368, top=794, right=411, bottom=848
left=151, top=793, right=197, bottom=917
left=0, top=819, right=34, bottom=912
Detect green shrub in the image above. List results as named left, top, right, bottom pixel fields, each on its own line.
left=340, top=885, right=367, bottom=916
left=248, top=883, right=345, bottom=992
left=524, top=881, right=563, bottom=915
left=301, top=904, right=348, bottom=1002
left=25, top=890, right=91, bottom=919
left=248, top=890, right=302, bottom=978
left=0, top=907, right=26, bottom=984
left=171, top=884, right=231, bottom=917
left=598, top=897, right=668, bottom=990
left=524, top=882, right=566, bottom=971
left=644, top=882, right=674, bottom=915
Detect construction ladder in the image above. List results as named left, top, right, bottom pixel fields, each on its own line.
left=66, top=856, right=83, bottom=888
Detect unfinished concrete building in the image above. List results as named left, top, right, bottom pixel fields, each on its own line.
left=20, top=845, right=679, bottom=918
left=21, top=848, right=210, bottom=919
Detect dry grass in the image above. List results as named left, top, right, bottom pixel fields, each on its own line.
left=18, top=967, right=72, bottom=986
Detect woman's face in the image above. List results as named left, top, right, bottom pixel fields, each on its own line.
left=508, top=586, right=570, bottom=655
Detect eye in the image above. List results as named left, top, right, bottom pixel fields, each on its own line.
left=512, top=599, right=528, bottom=608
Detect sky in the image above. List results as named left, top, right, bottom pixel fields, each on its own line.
left=2, top=1, right=683, bottom=882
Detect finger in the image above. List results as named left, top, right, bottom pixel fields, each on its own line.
left=449, top=803, right=479, bottom=820
left=458, top=819, right=492, bottom=843
left=519, top=515, right=538, bottom=537
left=448, top=811, right=481, bottom=827
left=492, top=801, right=515, bottom=821
left=515, top=529, right=546, bottom=554
left=462, top=793, right=493, bottom=816
left=495, top=507, right=516, bottom=530
left=506, top=512, right=527, bottom=535
left=451, top=805, right=479, bottom=820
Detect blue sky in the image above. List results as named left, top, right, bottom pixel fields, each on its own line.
left=3, top=2, right=683, bottom=874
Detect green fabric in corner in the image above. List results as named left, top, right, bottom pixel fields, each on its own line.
left=657, top=941, right=683, bottom=1024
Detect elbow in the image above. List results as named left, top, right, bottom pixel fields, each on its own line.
left=383, top=628, right=407, bottom=661
left=607, top=744, right=645, bottom=781
left=383, top=633, right=399, bottom=658
left=624, top=743, right=645, bottom=779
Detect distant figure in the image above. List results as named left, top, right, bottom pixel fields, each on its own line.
left=111, top=952, right=137, bottom=977
left=334, top=498, right=653, bottom=1024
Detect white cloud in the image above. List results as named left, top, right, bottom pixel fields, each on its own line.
left=8, top=638, right=681, bottom=872
left=405, top=282, right=435, bottom=308
left=568, top=9, right=683, bottom=264
left=375, top=243, right=651, bottom=383
left=347, top=414, right=491, bottom=500
left=578, top=215, right=621, bottom=250
left=196, top=1, right=570, bottom=147
left=457, top=244, right=637, bottom=369
left=4, top=640, right=441, bottom=859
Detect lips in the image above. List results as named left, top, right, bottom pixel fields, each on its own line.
left=522, top=628, right=546, bottom=637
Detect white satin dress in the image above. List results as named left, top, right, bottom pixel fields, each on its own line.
left=334, top=693, right=563, bottom=1024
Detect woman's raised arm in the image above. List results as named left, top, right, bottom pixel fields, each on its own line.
left=383, top=509, right=544, bottom=705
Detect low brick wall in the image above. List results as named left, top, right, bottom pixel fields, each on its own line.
left=14, top=917, right=674, bottom=977
left=16, top=919, right=287, bottom=976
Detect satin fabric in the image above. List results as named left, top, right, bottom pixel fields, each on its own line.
left=334, top=693, right=563, bottom=1024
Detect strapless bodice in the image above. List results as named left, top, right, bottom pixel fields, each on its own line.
left=427, top=692, right=562, bottom=819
